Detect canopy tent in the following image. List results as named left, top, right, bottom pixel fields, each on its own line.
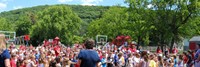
left=189, top=36, right=200, bottom=50
left=190, top=36, right=200, bottom=42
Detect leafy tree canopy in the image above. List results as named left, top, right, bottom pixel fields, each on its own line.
left=30, top=6, right=82, bottom=45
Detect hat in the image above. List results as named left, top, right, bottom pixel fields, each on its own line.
left=131, top=41, right=137, bottom=45
left=102, top=51, right=106, bottom=53
left=51, top=50, right=55, bottom=54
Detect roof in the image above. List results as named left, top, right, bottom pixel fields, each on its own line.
left=189, top=36, right=200, bottom=41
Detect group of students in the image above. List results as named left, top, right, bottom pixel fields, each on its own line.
left=97, top=45, right=188, bottom=67
left=1, top=38, right=200, bottom=67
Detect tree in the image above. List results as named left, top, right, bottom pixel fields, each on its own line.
left=0, top=18, right=14, bottom=31
left=126, top=0, right=200, bottom=52
left=151, top=0, right=200, bottom=52
left=126, top=1, right=154, bottom=48
left=15, top=12, right=34, bottom=36
left=30, top=6, right=82, bottom=45
left=87, top=6, right=131, bottom=39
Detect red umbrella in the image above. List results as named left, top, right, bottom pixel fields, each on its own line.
left=54, top=37, right=60, bottom=45
left=116, top=36, right=122, bottom=40
left=120, top=35, right=125, bottom=39
left=120, top=35, right=126, bottom=44
left=55, top=37, right=60, bottom=40
left=125, top=36, right=131, bottom=40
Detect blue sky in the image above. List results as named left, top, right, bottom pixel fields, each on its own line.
left=0, top=0, right=127, bottom=12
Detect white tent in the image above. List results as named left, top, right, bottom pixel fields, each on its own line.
left=189, top=36, right=200, bottom=50
left=190, top=36, right=200, bottom=42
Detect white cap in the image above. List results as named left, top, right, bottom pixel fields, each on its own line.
left=147, top=51, right=150, bottom=54
left=102, top=51, right=106, bottom=53
left=131, top=41, right=137, bottom=44
left=136, top=50, right=139, bottom=53
left=51, top=50, right=55, bottom=54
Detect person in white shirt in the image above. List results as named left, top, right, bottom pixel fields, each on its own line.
left=178, top=55, right=184, bottom=67
left=118, top=52, right=125, bottom=67
left=127, top=53, right=134, bottom=67
left=133, top=53, right=140, bottom=66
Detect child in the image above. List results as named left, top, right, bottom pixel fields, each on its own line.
left=101, top=53, right=107, bottom=67
left=178, top=55, right=184, bottom=67
left=55, top=56, right=61, bottom=67
left=10, top=54, right=17, bottom=67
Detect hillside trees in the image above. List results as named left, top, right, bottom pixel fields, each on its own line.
left=0, top=18, right=14, bottom=31
left=30, top=6, right=82, bottom=45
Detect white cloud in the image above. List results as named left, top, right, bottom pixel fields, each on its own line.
left=81, top=3, right=95, bottom=6
left=13, top=6, right=23, bottom=10
left=58, top=0, right=73, bottom=3
left=81, top=0, right=103, bottom=6
left=0, top=2, right=6, bottom=10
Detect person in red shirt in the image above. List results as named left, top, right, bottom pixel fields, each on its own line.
left=54, top=45, right=61, bottom=56
left=183, top=52, right=188, bottom=64
left=156, top=46, right=163, bottom=56
left=188, top=50, right=195, bottom=60
left=128, top=45, right=136, bottom=53
left=156, top=46, right=162, bottom=54
left=10, top=54, right=17, bottom=67
left=19, top=45, right=26, bottom=50
left=172, top=47, right=178, bottom=54
left=98, top=51, right=103, bottom=60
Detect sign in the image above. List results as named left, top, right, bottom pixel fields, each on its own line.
left=96, top=35, right=107, bottom=44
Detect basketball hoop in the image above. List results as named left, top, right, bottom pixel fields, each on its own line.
left=0, top=31, right=16, bottom=43
left=96, top=35, right=107, bottom=44
left=96, top=35, right=107, bottom=48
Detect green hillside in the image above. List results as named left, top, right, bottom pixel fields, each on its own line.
left=0, top=4, right=110, bottom=36
left=0, top=4, right=110, bottom=23
left=0, top=4, right=111, bottom=45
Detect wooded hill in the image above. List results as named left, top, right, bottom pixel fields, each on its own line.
left=0, top=4, right=111, bottom=45
left=0, top=4, right=110, bottom=26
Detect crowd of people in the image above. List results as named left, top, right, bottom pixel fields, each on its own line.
left=1, top=36, right=200, bottom=67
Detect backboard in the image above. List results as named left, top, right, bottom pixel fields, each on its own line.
left=96, top=35, right=107, bottom=44
left=0, top=31, right=16, bottom=42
